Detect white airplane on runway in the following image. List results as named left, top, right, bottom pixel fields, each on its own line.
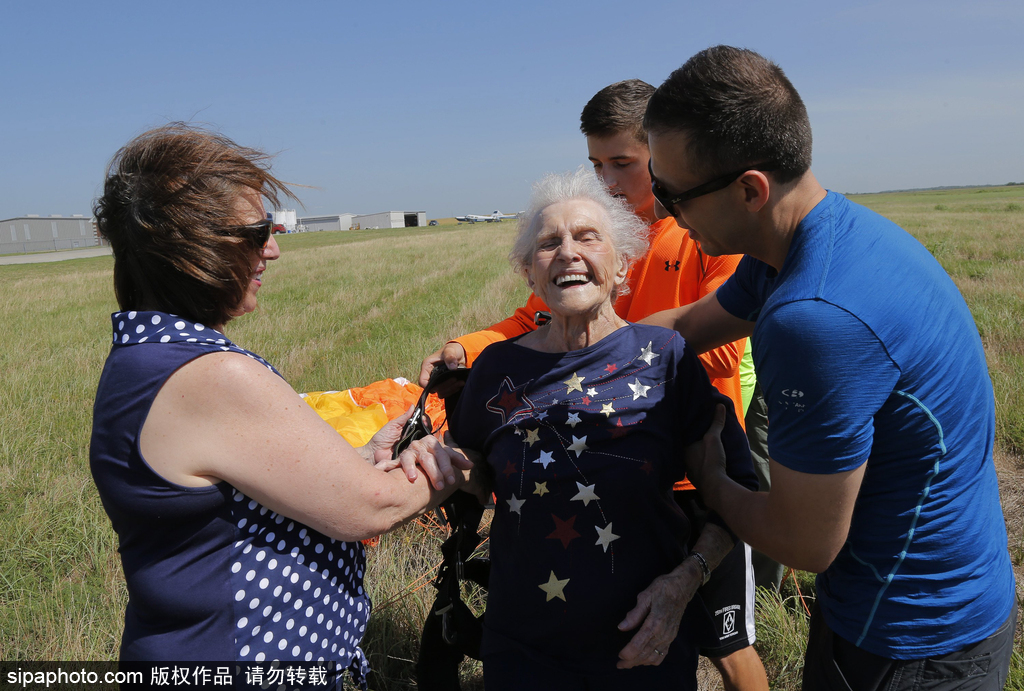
left=455, top=210, right=519, bottom=223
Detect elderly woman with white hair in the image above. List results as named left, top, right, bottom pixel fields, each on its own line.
left=447, top=169, right=758, bottom=690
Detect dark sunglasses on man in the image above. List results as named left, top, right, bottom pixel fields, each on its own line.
left=648, top=160, right=777, bottom=215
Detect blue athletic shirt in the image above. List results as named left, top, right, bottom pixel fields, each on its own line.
left=716, top=191, right=1015, bottom=658
left=90, top=311, right=370, bottom=686
left=448, top=323, right=758, bottom=671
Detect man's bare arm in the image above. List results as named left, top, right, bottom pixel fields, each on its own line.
left=639, top=291, right=753, bottom=355
left=709, top=461, right=864, bottom=572
left=688, top=407, right=865, bottom=572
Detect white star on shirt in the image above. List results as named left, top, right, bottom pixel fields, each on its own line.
left=568, top=435, right=589, bottom=457
left=586, top=387, right=598, bottom=397
left=523, top=429, right=540, bottom=446
left=639, top=341, right=660, bottom=365
left=595, top=522, right=620, bottom=552
left=537, top=409, right=548, bottom=420
left=533, top=450, right=555, bottom=469
left=600, top=402, right=615, bottom=417
left=507, top=494, right=526, bottom=514
left=571, top=482, right=599, bottom=506
left=566, top=412, right=581, bottom=428
left=628, top=378, right=651, bottom=400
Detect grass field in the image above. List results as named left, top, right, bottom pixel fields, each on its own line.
left=0, top=186, right=1021, bottom=689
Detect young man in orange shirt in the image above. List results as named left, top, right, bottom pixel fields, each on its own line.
left=420, top=79, right=768, bottom=691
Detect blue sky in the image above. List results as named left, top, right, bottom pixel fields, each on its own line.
left=2, top=0, right=1021, bottom=220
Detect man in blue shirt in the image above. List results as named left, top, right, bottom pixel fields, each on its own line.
left=642, top=45, right=1016, bottom=690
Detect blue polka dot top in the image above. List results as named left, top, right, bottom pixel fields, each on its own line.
left=90, top=311, right=371, bottom=687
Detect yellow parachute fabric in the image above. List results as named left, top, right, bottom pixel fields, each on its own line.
left=301, top=377, right=447, bottom=447
left=301, top=391, right=389, bottom=447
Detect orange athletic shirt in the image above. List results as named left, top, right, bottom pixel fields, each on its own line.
left=453, top=217, right=747, bottom=491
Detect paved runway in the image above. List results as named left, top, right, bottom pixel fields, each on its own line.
left=0, top=246, right=112, bottom=265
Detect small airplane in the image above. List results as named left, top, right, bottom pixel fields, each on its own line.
left=455, top=210, right=519, bottom=223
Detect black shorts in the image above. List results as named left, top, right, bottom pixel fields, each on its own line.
left=802, top=598, right=1017, bottom=691
left=675, top=490, right=756, bottom=658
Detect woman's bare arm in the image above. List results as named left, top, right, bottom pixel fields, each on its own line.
left=141, top=352, right=469, bottom=542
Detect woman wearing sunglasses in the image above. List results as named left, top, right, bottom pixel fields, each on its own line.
left=89, top=124, right=473, bottom=687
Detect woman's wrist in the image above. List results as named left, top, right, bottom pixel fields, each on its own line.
left=668, top=556, right=704, bottom=602
left=688, top=551, right=712, bottom=585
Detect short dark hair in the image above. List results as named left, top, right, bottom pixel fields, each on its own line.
left=580, top=79, right=656, bottom=145
left=644, top=46, right=812, bottom=183
left=94, top=123, right=295, bottom=327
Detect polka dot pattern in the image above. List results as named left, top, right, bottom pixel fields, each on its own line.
left=110, top=311, right=277, bottom=374
left=227, top=487, right=370, bottom=682
left=107, top=310, right=369, bottom=685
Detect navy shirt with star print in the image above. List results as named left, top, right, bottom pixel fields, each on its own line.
left=448, top=323, right=757, bottom=672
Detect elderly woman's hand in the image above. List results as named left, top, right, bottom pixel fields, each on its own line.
left=368, top=413, right=474, bottom=490
left=614, top=557, right=704, bottom=668
left=359, top=405, right=416, bottom=466
left=459, top=440, right=493, bottom=505
left=617, top=518, right=735, bottom=669
left=617, top=406, right=738, bottom=669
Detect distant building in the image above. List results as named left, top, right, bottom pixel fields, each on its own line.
left=351, top=211, right=426, bottom=230
left=1, top=214, right=99, bottom=255
left=298, top=214, right=356, bottom=232
left=270, top=209, right=298, bottom=231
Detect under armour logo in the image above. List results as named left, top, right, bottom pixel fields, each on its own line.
left=664, top=260, right=680, bottom=271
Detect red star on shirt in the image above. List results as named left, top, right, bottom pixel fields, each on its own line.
left=485, top=376, right=535, bottom=424
left=609, top=417, right=629, bottom=439
left=604, top=363, right=618, bottom=373
left=546, top=514, right=581, bottom=549
left=581, top=396, right=591, bottom=405
left=501, top=460, right=518, bottom=479
left=499, top=390, right=519, bottom=411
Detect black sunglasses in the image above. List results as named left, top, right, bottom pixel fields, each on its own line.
left=230, top=219, right=273, bottom=249
left=648, top=160, right=777, bottom=213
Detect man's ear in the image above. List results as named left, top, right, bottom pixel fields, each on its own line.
left=739, top=171, right=771, bottom=213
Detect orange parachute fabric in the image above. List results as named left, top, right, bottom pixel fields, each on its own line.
left=301, top=377, right=447, bottom=548
left=301, top=377, right=446, bottom=448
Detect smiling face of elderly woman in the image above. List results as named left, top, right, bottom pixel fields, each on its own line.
left=525, top=199, right=629, bottom=321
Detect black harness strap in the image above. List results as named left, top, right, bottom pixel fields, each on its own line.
left=396, top=365, right=489, bottom=690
